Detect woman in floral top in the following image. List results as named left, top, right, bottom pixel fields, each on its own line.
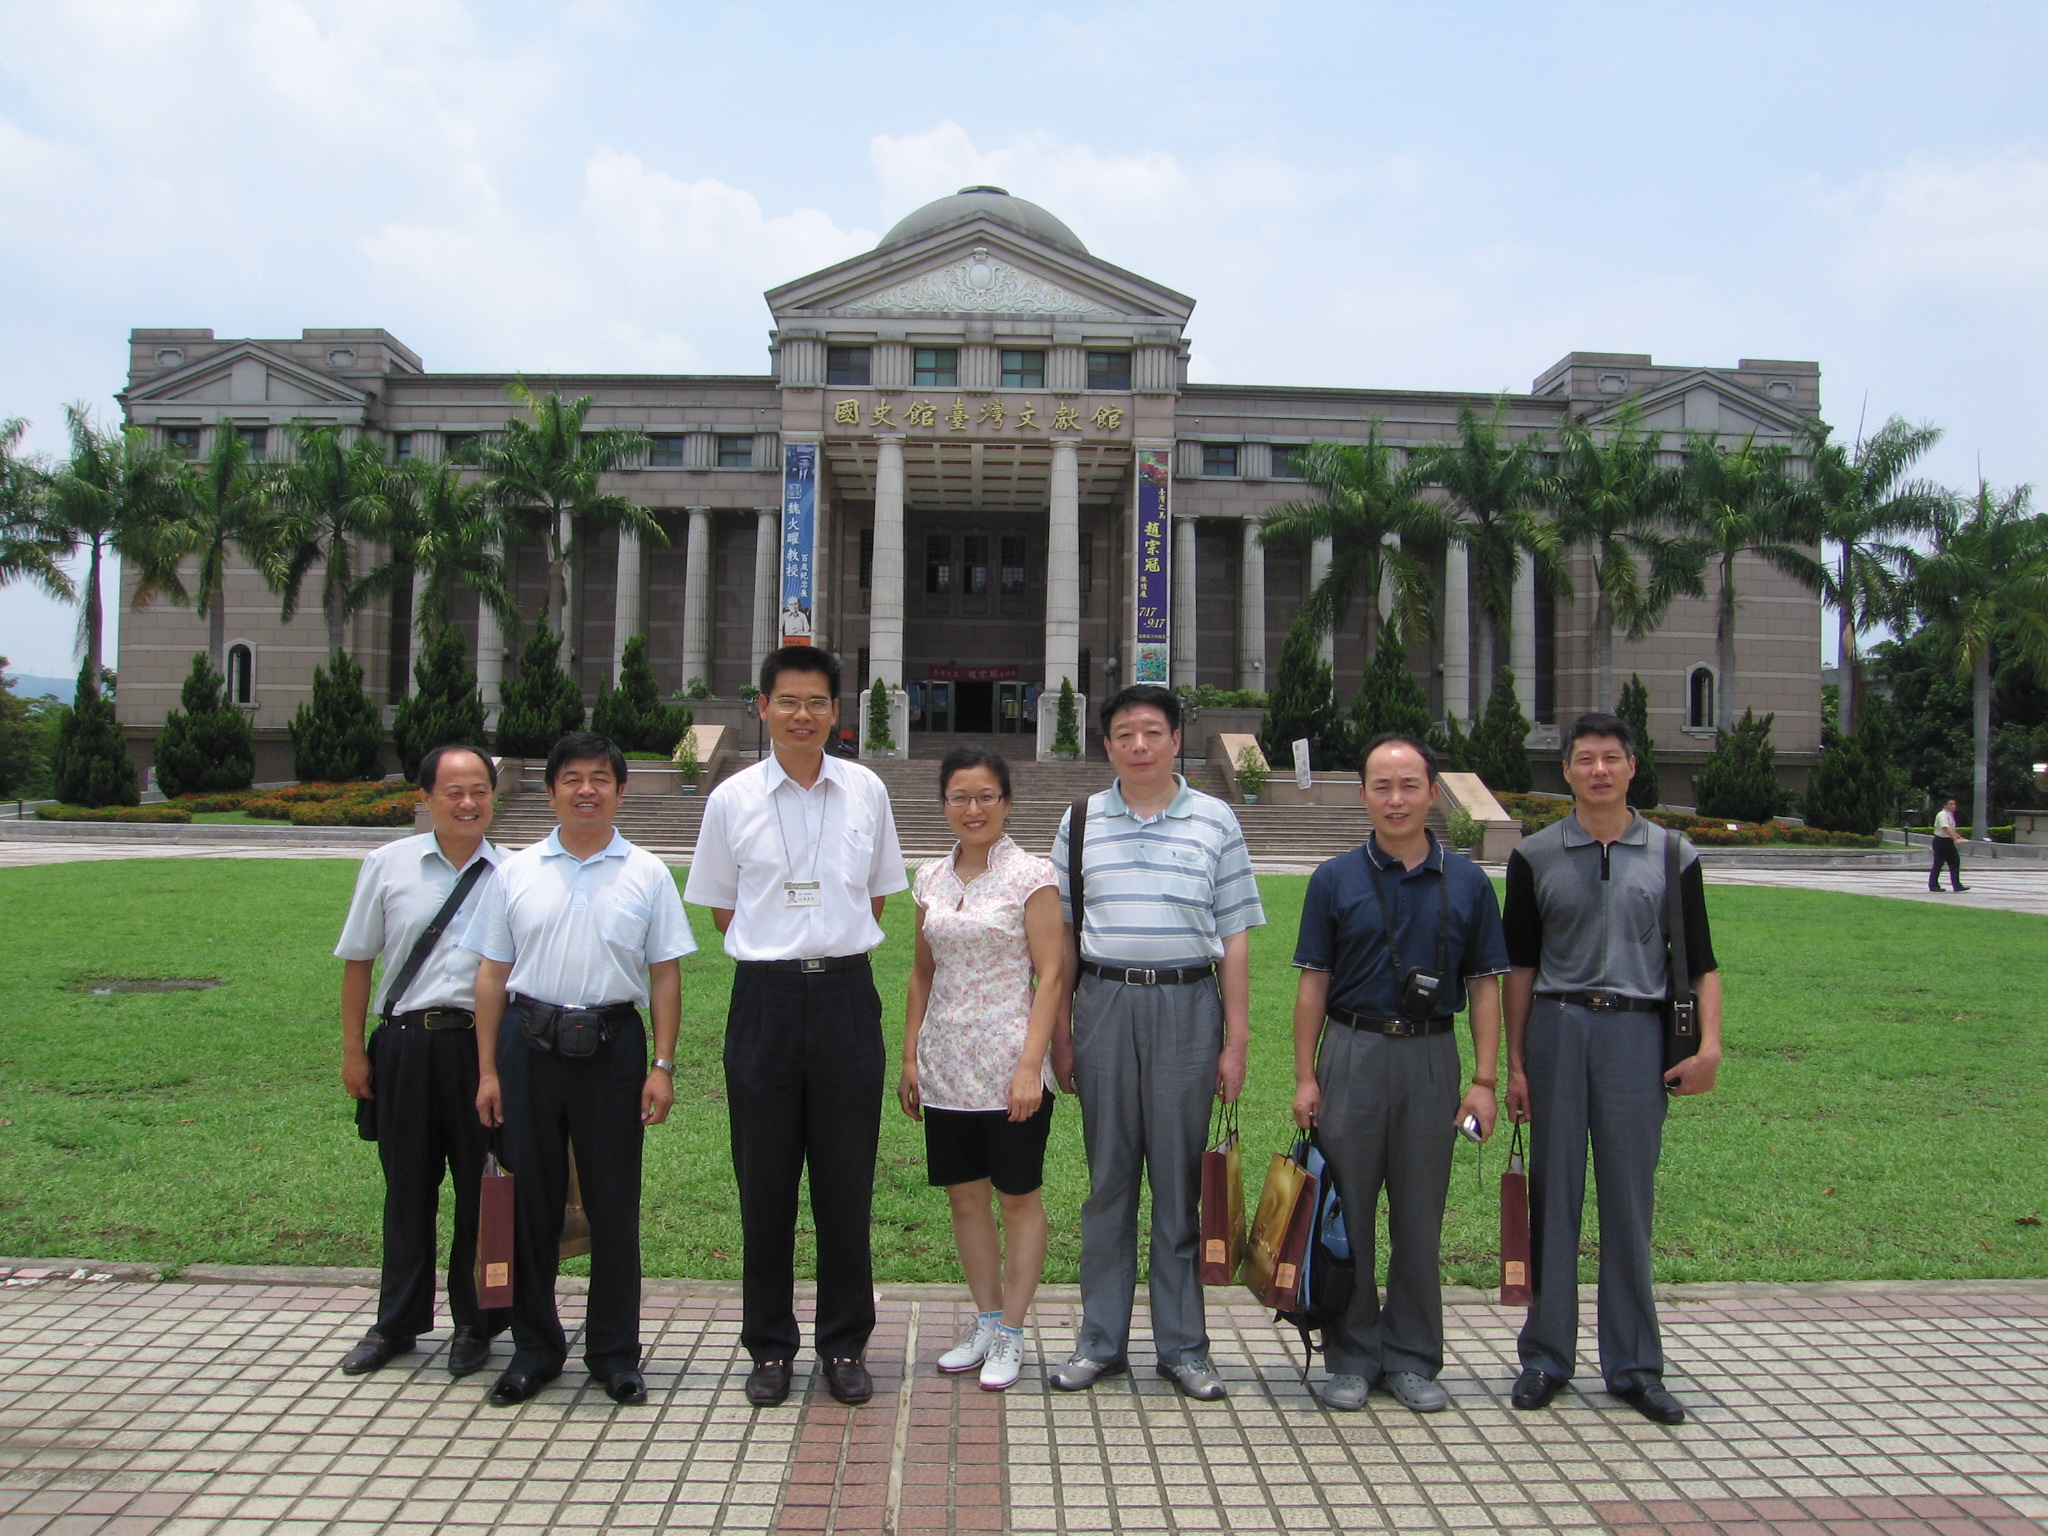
left=899, top=746, right=1066, bottom=1391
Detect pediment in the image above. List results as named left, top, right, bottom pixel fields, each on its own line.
left=126, top=342, right=369, bottom=410
left=1584, top=370, right=1809, bottom=441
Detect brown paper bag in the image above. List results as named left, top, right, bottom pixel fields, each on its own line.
left=1500, top=1123, right=1533, bottom=1307
left=1243, top=1145, right=1316, bottom=1312
left=474, top=1147, right=514, bottom=1309
left=559, top=1145, right=593, bottom=1260
left=1199, top=1102, right=1245, bottom=1285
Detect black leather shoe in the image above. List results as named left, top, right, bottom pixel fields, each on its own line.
left=821, top=1356, right=873, bottom=1406
left=745, top=1359, right=792, bottom=1407
left=447, top=1327, right=493, bottom=1378
left=1511, top=1368, right=1567, bottom=1410
left=340, top=1333, right=414, bottom=1375
left=1615, top=1380, right=1686, bottom=1424
left=599, top=1369, right=648, bottom=1405
left=487, top=1361, right=562, bottom=1407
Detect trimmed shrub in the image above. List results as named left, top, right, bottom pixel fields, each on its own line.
left=154, top=653, right=255, bottom=799
left=1468, top=666, right=1532, bottom=795
left=1260, top=622, right=1347, bottom=769
left=37, top=803, right=192, bottom=823
left=52, top=662, right=138, bottom=808
left=1053, top=677, right=1082, bottom=757
left=1696, top=708, right=1785, bottom=823
left=1349, top=639, right=1435, bottom=750
left=496, top=620, right=585, bottom=758
left=591, top=635, right=689, bottom=755
left=1803, top=706, right=1899, bottom=836
left=866, top=678, right=895, bottom=752
left=290, top=651, right=384, bottom=783
left=1616, top=673, right=1661, bottom=810
left=392, top=626, right=488, bottom=783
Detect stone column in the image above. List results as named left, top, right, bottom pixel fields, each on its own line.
left=1310, top=534, right=1334, bottom=668
left=1443, top=538, right=1471, bottom=723
left=1513, top=563, right=1537, bottom=718
left=612, top=524, right=643, bottom=683
left=752, top=508, right=778, bottom=676
left=1238, top=518, right=1266, bottom=691
left=476, top=537, right=505, bottom=722
left=1172, top=514, right=1198, bottom=686
left=1044, top=438, right=1081, bottom=692
left=681, top=507, right=712, bottom=687
left=870, top=436, right=906, bottom=689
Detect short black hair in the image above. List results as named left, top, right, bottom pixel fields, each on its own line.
left=1099, top=683, right=1181, bottom=736
left=1359, top=732, right=1439, bottom=784
left=759, top=644, right=841, bottom=699
left=1562, top=712, right=1635, bottom=759
left=544, top=731, right=627, bottom=788
left=938, top=745, right=1013, bottom=802
left=417, top=743, right=498, bottom=793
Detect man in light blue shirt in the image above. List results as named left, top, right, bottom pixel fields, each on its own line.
left=469, top=732, right=694, bottom=1408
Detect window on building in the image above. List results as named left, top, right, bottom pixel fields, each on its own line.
left=648, top=435, right=686, bottom=468
left=165, top=427, right=200, bottom=459
left=913, top=348, right=958, bottom=388
left=1202, top=443, right=1239, bottom=477
left=1688, top=667, right=1717, bottom=730
left=859, top=527, right=874, bottom=590
left=963, top=535, right=989, bottom=595
left=1086, top=351, right=1131, bottom=391
left=925, top=534, right=952, bottom=594
left=717, top=435, right=754, bottom=468
left=226, top=643, right=255, bottom=706
left=828, top=347, right=871, bottom=386
left=1000, top=535, right=1027, bottom=594
left=391, top=433, right=414, bottom=462
left=1000, top=350, right=1045, bottom=389
left=444, top=433, right=480, bottom=463
left=1271, top=444, right=1305, bottom=479
left=237, top=426, right=267, bottom=461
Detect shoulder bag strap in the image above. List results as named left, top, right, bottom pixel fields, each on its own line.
left=1068, top=795, right=1090, bottom=940
left=380, top=857, right=490, bottom=1024
left=1664, top=826, right=1691, bottom=1004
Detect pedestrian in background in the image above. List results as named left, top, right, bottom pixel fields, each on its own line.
left=1929, top=797, right=1968, bottom=891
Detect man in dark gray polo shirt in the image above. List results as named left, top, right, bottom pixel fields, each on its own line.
left=1502, top=713, right=1721, bottom=1426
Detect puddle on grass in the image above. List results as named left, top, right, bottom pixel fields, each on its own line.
left=65, top=977, right=222, bottom=996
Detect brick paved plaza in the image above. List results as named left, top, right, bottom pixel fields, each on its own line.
left=0, top=1268, right=2042, bottom=1536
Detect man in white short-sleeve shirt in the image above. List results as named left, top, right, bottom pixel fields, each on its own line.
left=1929, top=798, right=1967, bottom=892
left=684, top=645, right=908, bottom=1409
left=468, top=732, right=694, bottom=1408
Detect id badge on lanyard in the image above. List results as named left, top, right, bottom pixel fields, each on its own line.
left=783, top=880, right=822, bottom=909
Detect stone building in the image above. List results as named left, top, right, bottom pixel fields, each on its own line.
left=114, top=186, right=1825, bottom=784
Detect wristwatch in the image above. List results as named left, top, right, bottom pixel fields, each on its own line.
left=651, top=1058, right=676, bottom=1074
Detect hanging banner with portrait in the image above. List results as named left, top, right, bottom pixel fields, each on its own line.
left=780, top=442, right=817, bottom=641
left=1134, top=448, right=1171, bottom=684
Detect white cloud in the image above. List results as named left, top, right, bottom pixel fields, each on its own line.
left=1825, top=148, right=2048, bottom=294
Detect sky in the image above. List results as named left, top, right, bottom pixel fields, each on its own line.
left=2, top=0, right=2044, bottom=677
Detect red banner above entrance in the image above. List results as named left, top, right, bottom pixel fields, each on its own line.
left=928, top=664, right=1021, bottom=682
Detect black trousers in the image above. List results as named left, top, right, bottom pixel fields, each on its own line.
left=369, top=1023, right=508, bottom=1343
left=1929, top=838, right=1963, bottom=890
left=725, top=961, right=885, bottom=1362
left=494, top=1006, right=646, bottom=1378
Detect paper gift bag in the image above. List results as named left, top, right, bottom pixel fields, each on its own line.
left=559, top=1145, right=593, bottom=1260
left=474, top=1146, right=515, bottom=1310
left=1243, top=1144, right=1317, bottom=1313
left=1500, top=1122, right=1533, bottom=1307
left=1199, top=1102, right=1245, bottom=1285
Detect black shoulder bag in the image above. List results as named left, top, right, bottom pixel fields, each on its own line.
left=1661, top=828, right=1699, bottom=1075
left=355, top=858, right=491, bottom=1142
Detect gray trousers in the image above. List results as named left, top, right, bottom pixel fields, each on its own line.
left=1517, top=998, right=1667, bottom=1392
left=1315, top=1024, right=1461, bottom=1380
left=1071, top=970, right=1223, bottom=1367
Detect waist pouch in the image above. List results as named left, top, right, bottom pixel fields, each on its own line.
left=516, top=997, right=637, bottom=1058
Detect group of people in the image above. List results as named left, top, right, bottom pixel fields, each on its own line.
left=334, top=643, right=1723, bottom=1424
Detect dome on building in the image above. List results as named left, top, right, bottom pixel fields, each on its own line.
left=877, top=186, right=1088, bottom=257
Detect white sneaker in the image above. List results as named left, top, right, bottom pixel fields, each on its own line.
left=979, top=1327, right=1023, bottom=1391
left=937, top=1315, right=999, bottom=1374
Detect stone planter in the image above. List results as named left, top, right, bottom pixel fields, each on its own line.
left=1242, top=793, right=1261, bottom=805
left=680, top=780, right=701, bottom=796
left=1055, top=748, right=1079, bottom=763
left=625, top=763, right=681, bottom=795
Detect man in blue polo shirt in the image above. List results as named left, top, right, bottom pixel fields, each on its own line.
left=1291, top=733, right=1509, bottom=1413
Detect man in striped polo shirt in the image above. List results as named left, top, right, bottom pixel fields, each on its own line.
left=1047, top=684, right=1265, bottom=1400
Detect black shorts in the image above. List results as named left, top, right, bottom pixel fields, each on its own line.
left=923, top=1093, right=1056, bottom=1195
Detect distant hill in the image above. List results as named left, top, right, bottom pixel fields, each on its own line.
left=2, top=673, right=74, bottom=704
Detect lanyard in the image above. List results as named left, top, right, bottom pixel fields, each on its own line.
left=772, top=777, right=826, bottom=885
left=1370, top=836, right=1451, bottom=979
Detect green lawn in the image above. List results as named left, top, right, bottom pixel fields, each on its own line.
left=0, top=860, right=2041, bottom=1286
left=190, top=811, right=271, bottom=825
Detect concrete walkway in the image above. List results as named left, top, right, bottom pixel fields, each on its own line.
left=0, top=1267, right=2042, bottom=1535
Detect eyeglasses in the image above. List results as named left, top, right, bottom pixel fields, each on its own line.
left=943, top=793, right=1006, bottom=809
left=770, top=695, right=836, bottom=715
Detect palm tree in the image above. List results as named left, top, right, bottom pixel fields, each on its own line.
left=1902, top=480, right=2048, bottom=838
left=354, top=456, right=519, bottom=658
left=0, top=417, right=67, bottom=608
left=1802, top=415, right=1947, bottom=734
left=1258, top=426, right=1453, bottom=659
left=169, top=424, right=278, bottom=674
left=29, top=407, right=189, bottom=678
left=1547, top=409, right=1703, bottom=712
left=1679, top=432, right=1827, bottom=730
left=271, top=424, right=388, bottom=656
left=470, top=381, right=657, bottom=646
left=1412, top=398, right=1569, bottom=702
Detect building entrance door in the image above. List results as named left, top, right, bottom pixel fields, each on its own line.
left=918, top=681, right=952, bottom=733
left=954, top=682, right=995, bottom=733
left=997, top=682, right=1029, bottom=734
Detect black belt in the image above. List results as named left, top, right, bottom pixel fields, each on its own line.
left=736, top=953, right=872, bottom=974
left=390, top=1008, right=474, bottom=1031
left=1079, top=960, right=1217, bottom=987
left=1543, top=990, right=1664, bottom=1014
left=1326, top=1006, right=1455, bottom=1037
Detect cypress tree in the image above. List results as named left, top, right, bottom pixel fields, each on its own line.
left=590, top=635, right=688, bottom=754
left=495, top=620, right=586, bottom=758
left=1259, top=622, right=1345, bottom=768
left=1347, top=639, right=1434, bottom=752
left=392, top=626, right=489, bottom=782
left=1467, top=665, right=1533, bottom=794
left=53, top=662, right=139, bottom=807
left=1430, top=712, right=1473, bottom=774
left=1804, top=703, right=1898, bottom=835
left=154, top=652, right=255, bottom=798
left=290, top=651, right=385, bottom=782
left=1696, top=708, right=1784, bottom=822
left=1616, top=673, right=1661, bottom=810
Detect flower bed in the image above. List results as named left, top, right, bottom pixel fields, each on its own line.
left=169, top=782, right=416, bottom=828
left=37, top=804, right=195, bottom=824
left=1492, top=792, right=1882, bottom=848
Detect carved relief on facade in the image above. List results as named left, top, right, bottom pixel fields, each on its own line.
left=830, top=247, right=1122, bottom=320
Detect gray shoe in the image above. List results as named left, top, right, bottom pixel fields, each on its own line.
left=1318, top=1374, right=1369, bottom=1411
left=1050, top=1353, right=1127, bottom=1392
left=1382, top=1370, right=1450, bottom=1412
left=1156, top=1358, right=1227, bottom=1401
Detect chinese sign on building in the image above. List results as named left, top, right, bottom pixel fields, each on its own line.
left=828, top=395, right=1127, bottom=437
left=1134, top=449, right=1171, bottom=684
left=780, top=443, right=817, bottom=641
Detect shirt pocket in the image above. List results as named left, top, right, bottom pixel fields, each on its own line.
left=1630, top=883, right=1663, bottom=945
left=601, top=895, right=653, bottom=954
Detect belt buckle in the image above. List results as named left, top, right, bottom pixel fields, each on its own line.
left=1127, top=967, right=1156, bottom=986
left=1385, top=1017, right=1415, bottom=1037
left=1587, top=992, right=1619, bottom=1012
left=799, top=957, right=825, bottom=974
